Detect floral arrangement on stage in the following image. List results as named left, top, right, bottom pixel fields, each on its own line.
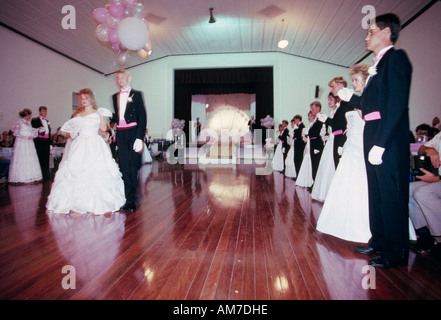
left=260, top=115, right=274, bottom=129
left=171, top=118, right=186, bottom=130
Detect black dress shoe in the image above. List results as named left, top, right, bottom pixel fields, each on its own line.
left=368, top=256, right=407, bottom=269
left=120, top=203, right=136, bottom=212
left=355, top=246, right=382, bottom=255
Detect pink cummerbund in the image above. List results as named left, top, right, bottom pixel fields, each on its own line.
left=364, top=111, right=381, bottom=121
left=117, top=120, right=137, bottom=129
left=333, top=130, right=343, bottom=136
left=38, top=134, right=49, bottom=139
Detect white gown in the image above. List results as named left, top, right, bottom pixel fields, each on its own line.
left=316, top=111, right=371, bottom=243
left=272, top=132, right=284, bottom=172
left=295, top=137, right=313, bottom=188
left=284, top=130, right=296, bottom=178
left=311, top=132, right=335, bottom=201
left=9, top=119, right=43, bottom=183
left=46, top=112, right=125, bottom=215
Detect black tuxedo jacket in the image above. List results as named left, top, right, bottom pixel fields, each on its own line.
left=324, top=101, right=353, bottom=135
left=308, top=120, right=324, bottom=150
left=31, top=117, right=51, bottom=139
left=293, top=122, right=305, bottom=144
left=279, top=127, right=290, bottom=152
left=349, top=48, right=411, bottom=153
left=111, top=89, right=147, bottom=140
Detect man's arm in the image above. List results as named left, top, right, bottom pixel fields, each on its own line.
left=418, top=145, right=440, bottom=169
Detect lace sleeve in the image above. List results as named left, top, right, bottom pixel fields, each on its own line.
left=61, top=117, right=82, bottom=139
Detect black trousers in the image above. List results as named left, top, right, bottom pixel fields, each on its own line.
left=34, top=138, right=51, bottom=180
left=116, top=127, right=142, bottom=205
left=364, top=122, right=409, bottom=263
left=294, top=141, right=305, bottom=175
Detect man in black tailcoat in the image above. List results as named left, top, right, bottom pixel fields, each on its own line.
left=338, top=13, right=412, bottom=268
left=31, top=106, right=51, bottom=181
left=292, top=115, right=306, bottom=175
left=279, top=120, right=290, bottom=173
left=308, top=101, right=325, bottom=181
left=111, top=69, right=147, bottom=212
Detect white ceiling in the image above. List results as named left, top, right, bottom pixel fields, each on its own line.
left=0, top=0, right=435, bottom=75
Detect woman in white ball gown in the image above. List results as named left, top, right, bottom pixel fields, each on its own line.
left=316, top=64, right=372, bottom=243
left=46, top=88, right=125, bottom=215
left=272, top=124, right=285, bottom=172
left=8, top=108, right=43, bottom=184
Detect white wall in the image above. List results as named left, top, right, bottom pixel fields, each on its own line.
left=397, top=1, right=441, bottom=132
left=0, top=26, right=107, bottom=133
left=117, top=52, right=347, bottom=139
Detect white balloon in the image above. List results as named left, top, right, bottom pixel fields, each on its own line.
left=117, top=17, right=149, bottom=51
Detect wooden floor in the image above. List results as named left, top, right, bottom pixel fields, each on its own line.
left=1, top=159, right=441, bottom=300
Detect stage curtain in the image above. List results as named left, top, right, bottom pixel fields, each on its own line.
left=174, top=67, right=273, bottom=140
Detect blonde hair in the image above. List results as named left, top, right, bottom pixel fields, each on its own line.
left=328, top=76, right=347, bottom=87
left=349, top=64, right=371, bottom=82
left=72, top=88, right=98, bottom=118
left=115, top=69, right=132, bottom=78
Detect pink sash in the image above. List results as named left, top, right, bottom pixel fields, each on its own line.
left=364, top=111, right=381, bottom=121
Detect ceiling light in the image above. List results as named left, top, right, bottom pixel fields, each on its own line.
left=209, top=8, right=216, bottom=23
left=278, top=40, right=289, bottom=49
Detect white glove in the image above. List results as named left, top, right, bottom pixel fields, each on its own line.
left=368, top=145, right=385, bottom=165
left=317, top=113, right=327, bottom=123
left=337, top=88, right=354, bottom=102
left=337, top=146, right=343, bottom=156
left=133, top=138, right=144, bottom=153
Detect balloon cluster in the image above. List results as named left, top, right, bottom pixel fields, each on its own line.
left=260, top=115, right=274, bottom=129
left=171, top=118, right=186, bottom=130
left=93, top=0, right=152, bottom=66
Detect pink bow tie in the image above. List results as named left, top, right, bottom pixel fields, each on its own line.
left=120, top=89, right=130, bottom=94
left=373, top=52, right=386, bottom=64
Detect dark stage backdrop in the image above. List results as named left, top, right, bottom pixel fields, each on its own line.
left=174, top=67, right=274, bottom=142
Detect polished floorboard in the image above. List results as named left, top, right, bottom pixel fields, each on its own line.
left=1, top=160, right=441, bottom=300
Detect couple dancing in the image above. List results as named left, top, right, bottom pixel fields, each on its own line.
left=46, top=69, right=147, bottom=215
left=317, top=13, right=413, bottom=269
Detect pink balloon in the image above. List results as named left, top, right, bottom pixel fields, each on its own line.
left=108, top=3, right=125, bottom=19
left=111, top=43, right=120, bottom=52
left=108, top=28, right=119, bottom=44
left=93, top=8, right=108, bottom=24
left=122, top=0, right=136, bottom=7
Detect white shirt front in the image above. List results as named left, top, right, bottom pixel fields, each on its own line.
left=118, top=88, right=131, bottom=121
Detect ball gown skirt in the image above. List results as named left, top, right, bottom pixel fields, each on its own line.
left=284, top=141, right=296, bottom=178
left=272, top=143, right=284, bottom=172
left=9, top=119, right=42, bottom=183
left=311, top=134, right=336, bottom=201
left=46, top=113, right=125, bottom=215
left=295, top=138, right=313, bottom=188
left=316, top=111, right=371, bottom=243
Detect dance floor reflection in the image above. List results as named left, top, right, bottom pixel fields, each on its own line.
left=0, top=161, right=440, bottom=300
